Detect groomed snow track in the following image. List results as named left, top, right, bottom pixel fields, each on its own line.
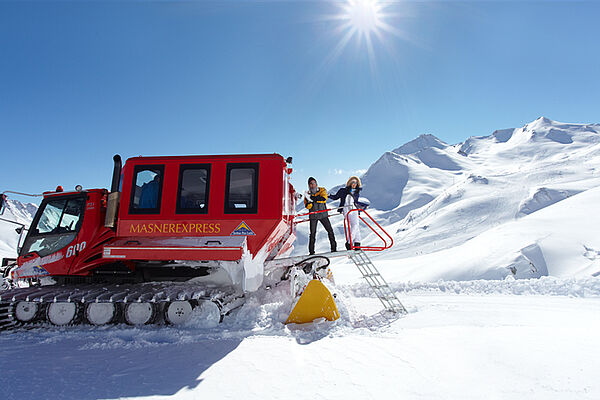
left=0, top=282, right=244, bottom=331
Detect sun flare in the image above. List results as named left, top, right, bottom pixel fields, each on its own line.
left=321, top=0, right=409, bottom=73
left=309, top=0, right=414, bottom=85
left=344, top=0, right=383, bottom=36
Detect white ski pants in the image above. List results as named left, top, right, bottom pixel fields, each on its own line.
left=343, top=203, right=362, bottom=243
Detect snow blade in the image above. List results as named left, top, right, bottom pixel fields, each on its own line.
left=285, top=279, right=340, bottom=324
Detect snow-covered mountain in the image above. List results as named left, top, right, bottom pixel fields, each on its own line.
left=297, top=117, right=600, bottom=280
left=2, top=118, right=600, bottom=400
left=3, top=117, right=600, bottom=281
left=0, top=199, right=37, bottom=259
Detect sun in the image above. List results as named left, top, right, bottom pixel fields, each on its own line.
left=343, top=0, right=384, bottom=36
left=319, top=0, right=409, bottom=73
left=308, top=0, right=413, bottom=84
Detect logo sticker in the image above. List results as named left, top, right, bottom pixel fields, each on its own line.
left=32, top=265, right=49, bottom=275
left=231, top=221, right=256, bottom=236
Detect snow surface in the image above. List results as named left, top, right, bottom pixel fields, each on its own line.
left=2, top=117, right=600, bottom=399
left=1, top=277, right=598, bottom=400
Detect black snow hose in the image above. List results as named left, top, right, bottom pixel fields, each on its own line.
left=295, top=255, right=331, bottom=274
left=279, top=256, right=331, bottom=282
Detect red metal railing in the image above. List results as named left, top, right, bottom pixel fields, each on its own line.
left=343, top=208, right=393, bottom=251
left=294, top=207, right=336, bottom=222
left=294, top=207, right=393, bottom=252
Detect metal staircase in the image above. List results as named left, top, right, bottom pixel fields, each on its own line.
left=349, top=250, right=407, bottom=314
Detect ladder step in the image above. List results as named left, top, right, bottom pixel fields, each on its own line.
left=349, top=250, right=407, bottom=315
left=370, top=284, right=389, bottom=292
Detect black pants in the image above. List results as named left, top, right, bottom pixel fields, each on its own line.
left=309, top=217, right=336, bottom=254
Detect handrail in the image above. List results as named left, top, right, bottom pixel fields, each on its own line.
left=294, top=207, right=394, bottom=252
left=1, top=191, right=43, bottom=198
left=294, top=207, right=340, bottom=223
left=344, top=208, right=394, bottom=251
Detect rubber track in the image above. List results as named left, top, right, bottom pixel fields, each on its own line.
left=0, top=282, right=242, bottom=331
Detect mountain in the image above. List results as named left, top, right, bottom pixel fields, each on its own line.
left=2, top=119, right=600, bottom=400
left=391, top=133, right=448, bottom=155
left=3, top=117, right=600, bottom=281
left=296, top=117, right=600, bottom=280
left=0, top=199, right=37, bottom=259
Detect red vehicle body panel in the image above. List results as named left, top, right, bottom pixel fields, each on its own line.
left=103, top=237, right=244, bottom=261
left=15, top=189, right=116, bottom=279
left=116, top=154, right=293, bottom=256
left=14, top=154, right=297, bottom=285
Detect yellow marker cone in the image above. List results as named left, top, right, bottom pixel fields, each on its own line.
left=285, top=279, right=340, bottom=324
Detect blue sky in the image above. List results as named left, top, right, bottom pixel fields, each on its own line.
left=1, top=0, right=599, bottom=202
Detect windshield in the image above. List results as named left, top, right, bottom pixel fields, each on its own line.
left=20, top=196, right=85, bottom=258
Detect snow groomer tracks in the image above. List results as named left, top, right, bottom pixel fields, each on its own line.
left=0, top=282, right=243, bottom=330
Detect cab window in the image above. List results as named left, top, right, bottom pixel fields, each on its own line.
left=34, top=197, right=85, bottom=235
left=129, top=165, right=164, bottom=214
left=21, top=196, right=85, bottom=257
left=224, top=163, right=259, bottom=214
left=177, top=164, right=211, bottom=214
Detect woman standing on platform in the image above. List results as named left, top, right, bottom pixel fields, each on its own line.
left=329, top=176, right=368, bottom=250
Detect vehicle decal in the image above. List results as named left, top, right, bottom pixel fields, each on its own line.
left=66, top=241, right=86, bottom=258
left=128, top=222, right=221, bottom=235
left=231, top=221, right=256, bottom=236
left=16, top=252, right=63, bottom=278
left=32, top=265, right=50, bottom=275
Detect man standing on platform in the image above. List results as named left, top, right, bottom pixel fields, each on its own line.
left=304, top=177, right=337, bottom=255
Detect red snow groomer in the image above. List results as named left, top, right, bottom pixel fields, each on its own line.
left=0, top=154, right=304, bottom=328
left=1, top=153, right=402, bottom=330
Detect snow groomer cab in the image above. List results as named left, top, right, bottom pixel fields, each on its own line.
left=12, top=153, right=297, bottom=294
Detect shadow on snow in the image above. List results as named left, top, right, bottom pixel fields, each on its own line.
left=0, top=328, right=243, bottom=400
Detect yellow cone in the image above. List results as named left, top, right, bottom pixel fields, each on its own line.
left=285, top=279, right=340, bottom=324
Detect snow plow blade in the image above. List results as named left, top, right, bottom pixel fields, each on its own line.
left=285, top=280, right=340, bottom=324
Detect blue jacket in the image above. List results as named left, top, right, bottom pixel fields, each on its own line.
left=329, top=186, right=368, bottom=210
left=139, top=179, right=159, bottom=208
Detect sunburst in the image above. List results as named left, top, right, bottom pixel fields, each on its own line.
left=343, top=0, right=384, bottom=36
left=323, top=0, right=410, bottom=73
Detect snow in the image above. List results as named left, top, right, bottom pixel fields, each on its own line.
left=413, top=146, right=463, bottom=171
left=516, top=187, right=579, bottom=217
left=1, top=278, right=599, bottom=399
left=392, top=133, right=448, bottom=155
left=2, top=117, right=600, bottom=399
left=358, top=184, right=600, bottom=282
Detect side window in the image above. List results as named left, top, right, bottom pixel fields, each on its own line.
left=224, top=163, right=259, bottom=214
left=129, top=165, right=164, bottom=214
left=177, top=164, right=211, bottom=214
left=35, top=197, right=85, bottom=234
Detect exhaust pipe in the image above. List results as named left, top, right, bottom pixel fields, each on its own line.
left=110, top=154, right=122, bottom=193
left=105, top=154, right=122, bottom=228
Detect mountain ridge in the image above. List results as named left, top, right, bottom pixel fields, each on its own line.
left=2, top=117, right=600, bottom=281
left=296, top=117, right=600, bottom=280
